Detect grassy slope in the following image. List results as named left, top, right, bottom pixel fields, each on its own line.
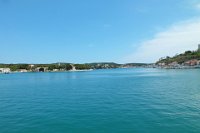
left=157, top=51, right=200, bottom=64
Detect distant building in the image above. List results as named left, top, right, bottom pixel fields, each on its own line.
left=53, top=69, right=59, bottom=72
left=19, top=69, right=28, bottom=73
left=168, top=61, right=179, bottom=67
left=198, top=44, right=200, bottom=51
left=197, top=60, right=200, bottom=65
left=158, top=63, right=166, bottom=66
left=184, top=59, right=199, bottom=66
left=29, top=64, right=35, bottom=68
left=35, top=67, right=48, bottom=72
left=0, top=68, right=11, bottom=73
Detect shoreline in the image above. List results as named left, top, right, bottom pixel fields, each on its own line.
left=1, top=67, right=200, bottom=74
left=0, top=69, right=94, bottom=74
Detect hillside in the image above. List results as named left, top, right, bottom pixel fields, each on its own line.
left=157, top=50, right=200, bottom=65
left=87, top=62, right=148, bottom=69
left=0, top=62, right=149, bottom=72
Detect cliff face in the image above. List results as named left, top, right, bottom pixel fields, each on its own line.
left=156, top=50, right=200, bottom=65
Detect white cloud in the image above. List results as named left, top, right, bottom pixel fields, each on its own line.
left=196, top=3, right=200, bottom=10
left=124, top=18, right=200, bottom=63
left=192, top=0, right=200, bottom=10
left=186, top=0, right=200, bottom=10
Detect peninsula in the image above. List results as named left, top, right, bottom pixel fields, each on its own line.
left=1, top=45, right=200, bottom=73
left=0, top=62, right=148, bottom=74
left=156, top=44, right=200, bottom=69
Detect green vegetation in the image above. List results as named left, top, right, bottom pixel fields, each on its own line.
left=74, top=64, right=90, bottom=70
left=87, top=62, right=121, bottom=69
left=0, top=62, right=148, bottom=72
left=47, top=64, right=72, bottom=71
left=122, top=63, right=148, bottom=67
left=0, top=63, right=72, bottom=71
left=157, top=50, right=200, bottom=64
left=0, top=64, right=30, bottom=71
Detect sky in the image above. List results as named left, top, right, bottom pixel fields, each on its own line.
left=0, top=0, right=200, bottom=64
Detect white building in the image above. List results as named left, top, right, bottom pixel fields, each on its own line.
left=19, top=69, right=28, bottom=73
left=53, top=69, right=59, bottom=72
left=0, top=68, right=11, bottom=73
left=29, top=64, right=35, bottom=68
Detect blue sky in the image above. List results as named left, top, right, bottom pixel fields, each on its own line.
left=0, top=0, right=200, bottom=63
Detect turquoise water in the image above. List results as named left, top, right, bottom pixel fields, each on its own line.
left=1, top=68, right=200, bottom=133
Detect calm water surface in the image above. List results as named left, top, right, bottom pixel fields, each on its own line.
left=0, top=68, right=200, bottom=133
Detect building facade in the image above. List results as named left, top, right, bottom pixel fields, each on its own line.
left=0, top=68, right=11, bottom=73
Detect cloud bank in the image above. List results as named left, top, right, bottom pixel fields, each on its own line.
left=125, top=18, right=200, bottom=63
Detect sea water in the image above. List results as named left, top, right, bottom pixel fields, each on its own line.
left=0, top=68, right=200, bottom=133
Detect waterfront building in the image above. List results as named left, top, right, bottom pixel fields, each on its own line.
left=184, top=59, right=199, bottom=66
left=35, top=67, right=48, bottom=72
left=0, top=68, right=11, bottom=73
left=53, top=69, right=59, bottom=72
left=168, top=62, right=179, bottom=66
left=19, top=69, right=28, bottom=73
left=197, top=60, right=200, bottom=65
left=158, top=63, right=166, bottom=66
